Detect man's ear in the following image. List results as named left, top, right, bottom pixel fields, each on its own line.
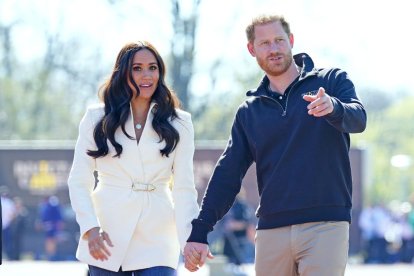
left=289, top=33, right=294, bottom=48
left=247, top=42, right=255, bottom=57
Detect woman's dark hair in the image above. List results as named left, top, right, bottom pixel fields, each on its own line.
left=87, top=41, right=180, bottom=158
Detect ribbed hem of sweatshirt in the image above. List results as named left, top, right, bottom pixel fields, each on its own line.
left=186, top=220, right=212, bottom=244
left=258, top=206, right=351, bottom=230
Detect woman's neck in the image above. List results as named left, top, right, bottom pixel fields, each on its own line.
left=131, top=98, right=151, bottom=116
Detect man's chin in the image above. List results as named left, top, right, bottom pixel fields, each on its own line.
left=265, top=68, right=286, bottom=77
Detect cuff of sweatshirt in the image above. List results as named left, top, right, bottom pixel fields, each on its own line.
left=186, top=219, right=212, bottom=244
left=327, top=97, right=344, bottom=119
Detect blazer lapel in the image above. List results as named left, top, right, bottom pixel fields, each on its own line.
left=112, top=102, right=158, bottom=182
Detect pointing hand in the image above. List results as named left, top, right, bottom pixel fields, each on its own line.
left=303, top=87, right=333, bottom=117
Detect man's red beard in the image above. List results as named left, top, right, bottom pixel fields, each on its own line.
left=256, top=51, right=293, bottom=77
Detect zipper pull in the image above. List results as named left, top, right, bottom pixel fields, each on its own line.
left=282, top=110, right=287, bottom=116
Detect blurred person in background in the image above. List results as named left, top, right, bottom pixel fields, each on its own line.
left=68, top=41, right=199, bottom=275
left=0, top=186, right=2, bottom=264
left=390, top=201, right=414, bottom=263
left=9, top=196, right=28, bottom=260
left=222, top=188, right=255, bottom=266
left=184, top=14, right=366, bottom=276
left=38, top=195, right=64, bottom=261
left=359, top=203, right=391, bottom=263
left=1, top=185, right=16, bottom=261
left=406, top=196, right=414, bottom=262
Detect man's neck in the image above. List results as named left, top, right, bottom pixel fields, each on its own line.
left=267, top=65, right=300, bottom=95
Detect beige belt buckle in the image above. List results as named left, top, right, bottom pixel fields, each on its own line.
left=131, top=182, right=156, bottom=191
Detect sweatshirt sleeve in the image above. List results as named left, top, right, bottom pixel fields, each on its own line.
left=171, top=111, right=200, bottom=251
left=187, top=109, right=254, bottom=244
left=324, top=69, right=367, bottom=133
left=67, top=107, right=100, bottom=239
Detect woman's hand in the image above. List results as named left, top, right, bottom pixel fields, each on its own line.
left=85, top=227, right=114, bottom=261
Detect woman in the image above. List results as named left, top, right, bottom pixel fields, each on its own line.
left=68, top=41, right=199, bottom=275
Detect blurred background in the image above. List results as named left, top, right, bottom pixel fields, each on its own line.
left=1, top=0, right=414, bottom=275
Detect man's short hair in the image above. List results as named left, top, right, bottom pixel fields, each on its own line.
left=245, top=14, right=291, bottom=43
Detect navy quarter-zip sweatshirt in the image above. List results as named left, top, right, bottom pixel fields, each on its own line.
left=187, top=53, right=367, bottom=244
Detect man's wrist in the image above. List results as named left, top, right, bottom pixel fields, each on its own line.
left=187, top=220, right=212, bottom=244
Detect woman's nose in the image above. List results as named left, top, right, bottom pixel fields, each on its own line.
left=142, top=69, right=152, bottom=77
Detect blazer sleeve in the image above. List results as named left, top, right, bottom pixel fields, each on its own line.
left=171, top=111, right=199, bottom=251
left=67, top=107, right=100, bottom=239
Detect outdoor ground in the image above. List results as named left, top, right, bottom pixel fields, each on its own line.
left=1, top=261, right=414, bottom=276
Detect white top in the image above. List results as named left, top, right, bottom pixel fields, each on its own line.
left=67, top=102, right=199, bottom=271
left=1, top=196, right=16, bottom=229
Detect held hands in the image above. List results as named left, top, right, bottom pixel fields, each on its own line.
left=85, top=227, right=114, bottom=261
left=303, top=87, right=333, bottom=117
left=183, top=242, right=214, bottom=272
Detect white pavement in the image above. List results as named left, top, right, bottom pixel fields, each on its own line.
left=0, top=261, right=414, bottom=276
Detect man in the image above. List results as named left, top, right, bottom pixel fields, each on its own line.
left=184, top=14, right=366, bottom=276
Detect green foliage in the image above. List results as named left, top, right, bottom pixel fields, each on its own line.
left=0, top=73, right=84, bottom=140
left=193, top=92, right=243, bottom=141
left=192, top=62, right=263, bottom=141
left=353, top=95, right=414, bottom=204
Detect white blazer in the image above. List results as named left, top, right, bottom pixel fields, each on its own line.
left=67, top=103, right=199, bottom=272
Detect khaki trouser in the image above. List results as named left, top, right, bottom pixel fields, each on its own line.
left=255, top=221, right=349, bottom=276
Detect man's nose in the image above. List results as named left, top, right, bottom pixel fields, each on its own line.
left=269, top=41, right=280, bottom=52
